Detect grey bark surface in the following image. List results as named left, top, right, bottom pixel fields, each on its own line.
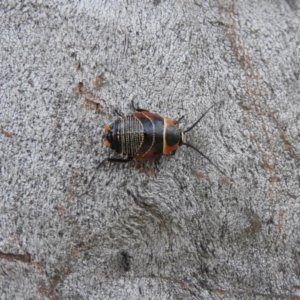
left=1, top=0, right=300, bottom=299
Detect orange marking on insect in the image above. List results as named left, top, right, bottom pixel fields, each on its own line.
left=104, top=140, right=110, bottom=146
left=103, top=124, right=110, bottom=132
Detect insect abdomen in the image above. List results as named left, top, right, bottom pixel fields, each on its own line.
left=133, top=112, right=164, bottom=159
left=115, top=115, right=144, bottom=157
left=106, top=111, right=180, bottom=160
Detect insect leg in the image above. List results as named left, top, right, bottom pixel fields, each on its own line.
left=115, top=109, right=124, bottom=117
left=131, top=100, right=149, bottom=112
left=154, top=157, right=161, bottom=172
left=107, top=157, right=133, bottom=163
left=87, top=157, right=133, bottom=187
left=170, top=150, right=177, bottom=156
left=86, top=158, right=108, bottom=187
left=175, top=115, right=184, bottom=124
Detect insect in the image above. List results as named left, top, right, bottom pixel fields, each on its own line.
left=97, top=102, right=226, bottom=176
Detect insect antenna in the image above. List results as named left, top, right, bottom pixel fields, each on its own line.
left=181, top=142, right=227, bottom=177
left=182, top=102, right=227, bottom=177
left=184, top=103, right=217, bottom=133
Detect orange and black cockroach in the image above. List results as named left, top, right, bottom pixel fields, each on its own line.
left=96, top=101, right=226, bottom=176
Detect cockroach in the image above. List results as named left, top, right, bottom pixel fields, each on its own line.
left=97, top=102, right=226, bottom=176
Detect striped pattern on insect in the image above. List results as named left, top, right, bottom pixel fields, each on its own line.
left=103, top=111, right=182, bottom=160
left=97, top=102, right=226, bottom=176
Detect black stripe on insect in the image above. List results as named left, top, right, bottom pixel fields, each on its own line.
left=92, top=102, right=226, bottom=177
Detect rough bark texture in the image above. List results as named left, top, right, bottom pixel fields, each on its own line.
left=1, top=1, right=300, bottom=299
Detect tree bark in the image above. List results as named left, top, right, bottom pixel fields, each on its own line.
left=1, top=1, right=300, bottom=299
